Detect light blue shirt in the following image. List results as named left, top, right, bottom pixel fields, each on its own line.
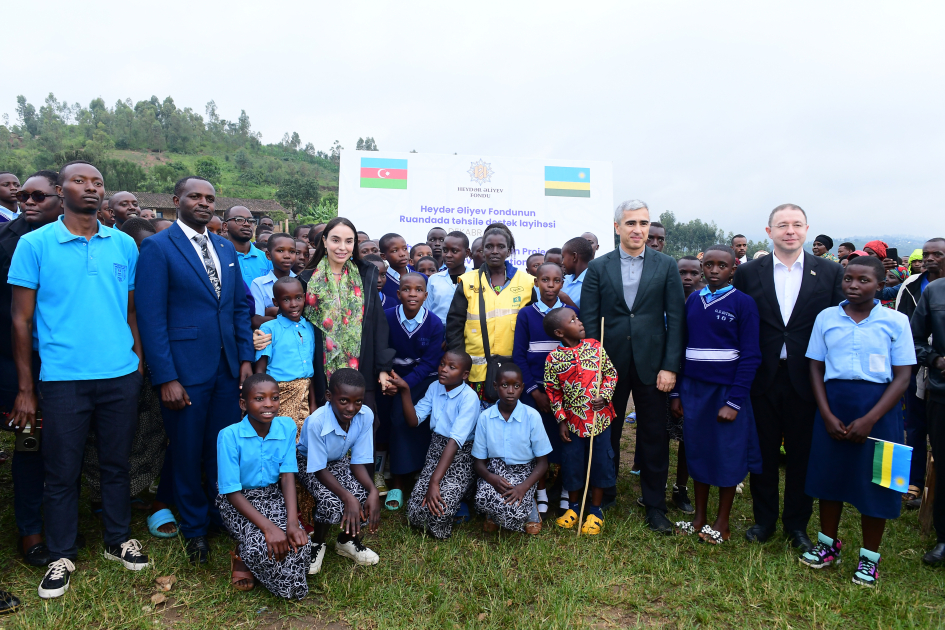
left=256, top=315, right=316, bottom=381
left=561, top=269, right=586, bottom=308
left=426, top=268, right=459, bottom=323
left=806, top=300, right=916, bottom=384
left=236, top=248, right=273, bottom=286
left=699, top=284, right=735, bottom=303
left=0, top=206, right=19, bottom=222
left=534, top=297, right=563, bottom=314
left=298, top=402, right=374, bottom=472
left=8, top=216, right=139, bottom=381
left=216, top=415, right=298, bottom=494
left=472, top=400, right=553, bottom=465
left=414, top=381, right=480, bottom=446
left=397, top=305, right=426, bottom=332
left=250, top=269, right=296, bottom=316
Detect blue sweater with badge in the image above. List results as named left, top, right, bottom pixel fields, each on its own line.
left=385, top=306, right=445, bottom=389
left=512, top=302, right=579, bottom=395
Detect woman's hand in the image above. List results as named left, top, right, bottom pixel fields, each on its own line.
left=378, top=371, right=391, bottom=393
left=262, top=522, right=290, bottom=561
left=716, top=406, right=738, bottom=423
left=253, top=329, right=272, bottom=351
left=364, top=489, right=381, bottom=534
left=341, top=495, right=363, bottom=538
left=823, top=412, right=847, bottom=440
left=287, top=523, right=309, bottom=552
left=501, top=483, right=529, bottom=506
left=559, top=422, right=572, bottom=443
left=845, top=416, right=876, bottom=444
left=531, top=389, right=552, bottom=414
left=670, top=398, right=684, bottom=419
left=422, top=480, right=446, bottom=517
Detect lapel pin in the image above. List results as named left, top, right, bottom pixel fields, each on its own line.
left=810, top=270, right=816, bottom=276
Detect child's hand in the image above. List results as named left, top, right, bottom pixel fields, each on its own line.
left=823, top=413, right=847, bottom=440
left=287, top=523, right=309, bottom=552
left=365, top=490, right=381, bottom=534
left=844, top=416, right=875, bottom=444
left=341, top=496, right=362, bottom=538
left=387, top=371, right=409, bottom=392
left=670, top=398, right=684, bottom=419
left=531, top=389, right=552, bottom=414
left=559, top=422, right=572, bottom=443
left=422, top=480, right=446, bottom=517
left=716, top=406, right=738, bottom=423
left=490, top=475, right=513, bottom=495
left=591, top=396, right=606, bottom=412
left=262, top=523, right=290, bottom=562
left=501, top=483, right=529, bottom=506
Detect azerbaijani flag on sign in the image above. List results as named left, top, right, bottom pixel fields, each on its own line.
left=545, top=166, right=590, bottom=197
left=360, top=157, right=407, bottom=189
left=871, top=438, right=912, bottom=493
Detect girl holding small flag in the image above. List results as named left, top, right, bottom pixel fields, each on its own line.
left=800, top=256, right=915, bottom=587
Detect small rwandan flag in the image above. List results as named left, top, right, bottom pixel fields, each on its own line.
left=545, top=166, right=590, bottom=197
left=360, top=157, right=407, bottom=189
left=870, top=438, right=912, bottom=493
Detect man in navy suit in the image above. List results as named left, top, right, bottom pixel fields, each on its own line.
left=136, top=176, right=254, bottom=564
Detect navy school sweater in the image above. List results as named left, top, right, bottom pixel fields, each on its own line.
left=512, top=302, right=579, bottom=395
left=385, top=305, right=445, bottom=389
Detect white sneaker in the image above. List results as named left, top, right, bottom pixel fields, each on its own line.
left=335, top=538, right=379, bottom=566
left=38, top=558, right=75, bottom=599
left=104, top=539, right=149, bottom=571
left=374, top=473, right=389, bottom=496
left=308, top=542, right=326, bottom=575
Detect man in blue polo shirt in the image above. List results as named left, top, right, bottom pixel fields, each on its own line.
left=224, top=205, right=271, bottom=285
left=9, top=161, right=149, bottom=600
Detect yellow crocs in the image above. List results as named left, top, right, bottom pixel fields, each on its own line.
left=581, top=513, right=604, bottom=535
left=556, top=509, right=579, bottom=529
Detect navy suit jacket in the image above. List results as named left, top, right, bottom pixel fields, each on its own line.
left=135, top=223, right=254, bottom=386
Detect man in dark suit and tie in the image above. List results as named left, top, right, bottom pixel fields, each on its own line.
left=582, top=200, right=685, bottom=533
left=733, top=203, right=843, bottom=551
left=136, top=176, right=254, bottom=564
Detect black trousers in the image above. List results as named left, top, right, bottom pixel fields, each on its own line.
left=607, top=356, right=669, bottom=512
left=927, top=398, right=945, bottom=543
left=749, top=364, right=817, bottom=532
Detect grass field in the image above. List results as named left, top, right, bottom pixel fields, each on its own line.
left=0, top=425, right=943, bottom=629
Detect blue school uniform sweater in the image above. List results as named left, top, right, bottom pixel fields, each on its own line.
left=381, top=268, right=401, bottom=306
left=674, top=288, right=761, bottom=411
left=385, top=306, right=445, bottom=389
left=512, top=302, right=579, bottom=395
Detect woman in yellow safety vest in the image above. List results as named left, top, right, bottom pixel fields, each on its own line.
left=445, top=223, right=533, bottom=401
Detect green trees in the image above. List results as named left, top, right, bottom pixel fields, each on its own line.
left=658, top=210, right=769, bottom=259
left=355, top=137, right=378, bottom=151
left=276, top=175, right=320, bottom=215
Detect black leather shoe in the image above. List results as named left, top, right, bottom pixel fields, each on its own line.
left=745, top=524, right=775, bottom=543
left=923, top=543, right=945, bottom=566
left=21, top=542, right=50, bottom=567
left=785, top=530, right=814, bottom=552
left=0, top=590, right=20, bottom=615
left=672, top=484, right=695, bottom=515
left=186, top=536, right=211, bottom=565
left=645, top=507, right=674, bottom=535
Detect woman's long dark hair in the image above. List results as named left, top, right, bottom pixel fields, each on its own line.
left=305, top=216, right=362, bottom=270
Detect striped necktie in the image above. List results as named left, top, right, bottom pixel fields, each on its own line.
left=192, top=234, right=221, bottom=298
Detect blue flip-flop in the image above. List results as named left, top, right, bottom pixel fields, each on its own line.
left=147, top=508, right=179, bottom=538
left=453, top=502, right=472, bottom=524
left=385, top=489, right=404, bottom=511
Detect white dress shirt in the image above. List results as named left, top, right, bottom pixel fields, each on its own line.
left=176, top=219, right=221, bottom=279
left=772, top=249, right=804, bottom=359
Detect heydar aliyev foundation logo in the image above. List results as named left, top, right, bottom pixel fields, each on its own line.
left=467, top=159, right=494, bottom=186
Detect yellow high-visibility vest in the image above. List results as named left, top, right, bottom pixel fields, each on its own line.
left=460, top=267, right=533, bottom=382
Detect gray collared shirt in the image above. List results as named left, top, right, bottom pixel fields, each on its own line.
left=618, top=247, right=645, bottom=311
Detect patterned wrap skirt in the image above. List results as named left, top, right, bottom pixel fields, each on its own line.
left=474, top=458, right=537, bottom=532
left=216, top=483, right=311, bottom=600
left=407, top=433, right=475, bottom=539
left=279, top=378, right=315, bottom=524
left=296, top=454, right=368, bottom=525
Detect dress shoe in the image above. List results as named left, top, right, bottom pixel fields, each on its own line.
left=923, top=543, right=945, bottom=566
left=672, top=484, right=695, bottom=515
left=186, top=536, right=211, bottom=565
left=21, top=542, right=50, bottom=567
left=744, top=524, right=775, bottom=543
left=785, top=530, right=814, bottom=552
left=645, top=507, right=674, bottom=535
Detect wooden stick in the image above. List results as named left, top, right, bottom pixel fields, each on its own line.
left=578, top=317, right=605, bottom=536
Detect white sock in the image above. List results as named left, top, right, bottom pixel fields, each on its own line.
left=536, top=488, right=548, bottom=512
left=537, top=488, right=548, bottom=502
left=560, top=487, right=570, bottom=510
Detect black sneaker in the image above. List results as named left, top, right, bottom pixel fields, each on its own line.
left=38, top=558, right=75, bottom=599
left=672, top=484, right=695, bottom=514
left=0, top=589, right=20, bottom=615
left=104, top=539, right=149, bottom=571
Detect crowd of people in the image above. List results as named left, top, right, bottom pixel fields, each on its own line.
left=0, top=164, right=942, bottom=610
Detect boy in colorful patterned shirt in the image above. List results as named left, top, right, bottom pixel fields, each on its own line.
left=543, top=308, right=618, bottom=535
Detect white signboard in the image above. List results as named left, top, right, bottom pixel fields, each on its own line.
left=338, top=150, right=614, bottom=266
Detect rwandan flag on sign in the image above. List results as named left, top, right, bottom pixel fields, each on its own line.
left=871, top=438, right=912, bottom=493
left=545, top=166, right=590, bottom=197
left=360, top=157, right=407, bottom=189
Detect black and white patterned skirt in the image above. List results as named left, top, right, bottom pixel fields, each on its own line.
left=474, top=458, right=538, bottom=532
left=406, top=433, right=475, bottom=539
left=296, top=454, right=368, bottom=525
left=216, top=483, right=311, bottom=600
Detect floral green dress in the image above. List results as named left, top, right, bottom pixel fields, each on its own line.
left=304, top=258, right=365, bottom=381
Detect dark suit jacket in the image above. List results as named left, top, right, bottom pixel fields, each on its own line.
left=135, top=223, right=254, bottom=386
left=0, top=217, right=32, bottom=359
left=732, top=251, right=844, bottom=402
left=581, top=246, right=685, bottom=385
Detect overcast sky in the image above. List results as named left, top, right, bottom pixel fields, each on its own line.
left=7, top=1, right=943, bottom=241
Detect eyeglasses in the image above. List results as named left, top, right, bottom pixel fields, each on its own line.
left=224, top=217, right=257, bottom=226
left=14, top=191, right=61, bottom=203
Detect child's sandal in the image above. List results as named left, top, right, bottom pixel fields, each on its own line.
left=230, top=550, right=255, bottom=591
left=555, top=509, right=579, bottom=529
left=524, top=521, right=542, bottom=535
left=698, top=525, right=727, bottom=545
left=675, top=521, right=695, bottom=535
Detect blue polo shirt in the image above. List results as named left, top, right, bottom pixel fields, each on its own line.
left=472, top=400, right=552, bottom=465
left=256, top=315, right=316, bottom=382
left=562, top=269, right=586, bottom=308
left=216, top=416, right=299, bottom=494
left=237, top=248, right=273, bottom=286
left=298, top=403, right=374, bottom=473
left=413, top=381, right=480, bottom=446
left=250, top=270, right=296, bottom=316
left=806, top=300, right=916, bottom=384
left=8, top=216, right=139, bottom=381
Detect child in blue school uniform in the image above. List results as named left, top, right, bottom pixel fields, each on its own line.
left=362, top=254, right=390, bottom=309
left=799, top=256, right=915, bottom=587
left=379, top=233, right=410, bottom=306
left=669, top=245, right=762, bottom=544
left=250, top=233, right=297, bottom=324
left=296, top=369, right=382, bottom=574
left=512, top=261, right=576, bottom=517
left=389, top=349, right=480, bottom=539
left=380, top=272, right=444, bottom=511
left=216, top=374, right=311, bottom=599
left=473, top=363, right=551, bottom=535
